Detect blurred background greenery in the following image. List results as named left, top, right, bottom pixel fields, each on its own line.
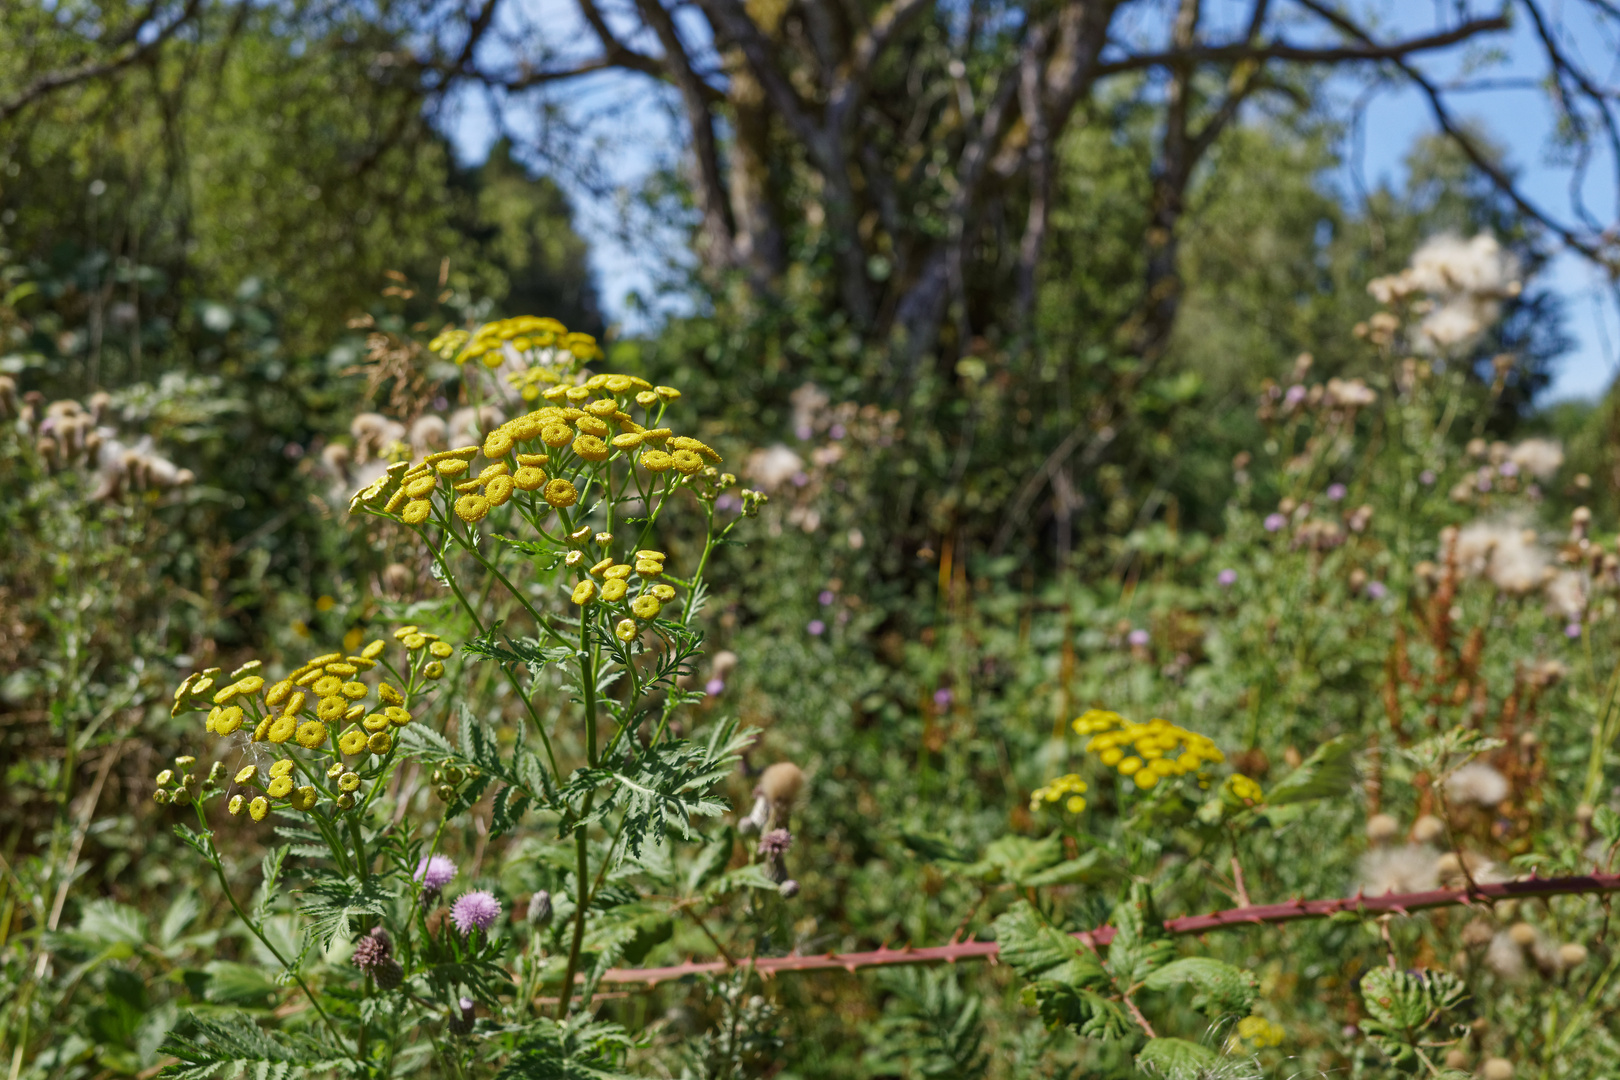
left=8, top=1, right=1620, bottom=1077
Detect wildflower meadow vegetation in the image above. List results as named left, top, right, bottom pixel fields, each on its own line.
left=10, top=2, right=1620, bottom=1079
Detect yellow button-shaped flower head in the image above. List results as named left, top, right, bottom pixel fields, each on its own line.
left=424, top=661, right=444, bottom=679
left=249, top=796, right=269, bottom=821
left=635, top=390, right=658, bottom=407
left=485, top=474, right=514, bottom=506
left=338, top=771, right=361, bottom=792
left=455, top=493, right=490, bottom=524
left=600, top=579, right=628, bottom=603
left=513, top=465, right=545, bottom=491
left=338, top=728, right=367, bottom=755
left=640, top=450, right=673, bottom=472
left=266, top=680, right=294, bottom=707
left=402, top=499, right=432, bottom=524
left=483, top=430, right=514, bottom=459
left=292, top=786, right=318, bottom=811
left=385, top=706, right=411, bottom=727
left=296, top=720, right=328, bottom=749
left=576, top=415, right=609, bottom=437
left=571, top=580, right=597, bottom=605
left=544, top=478, right=578, bottom=508
left=631, top=594, right=662, bottom=620
left=1134, top=769, right=1159, bottom=789
left=405, top=473, right=437, bottom=498
left=313, top=675, right=343, bottom=697
left=283, top=691, right=307, bottom=715
left=367, top=730, right=393, bottom=755
left=215, top=706, right=244, bottom=736
left=267, top=775, right=294, bottom=798
left=614, top=619, right=638, bottom=643
left=228, top=794, right=245, bottom=816
left=650, top=584, right=676, bottom=601
left=267, top=714, right=298, bottom=743
left=634, top=560, right=663, bottom=577
left=603, top=564, right=631, bottom=580
left=573, top=434, right=609, bottom=462
left=269, top=758, right=294, bottom=778
left=403, top=633, right=427, bottom=650
left=377, top=683, right=403, bottom=705
left=361, top=639, right=386, bottom=660
left=541, top=422, right=574, bottom=448
left=316, top=695, right=347, bottom=722
left=235, top=765, right=259, bottom=785
left=435, top=458, right=469, bottom=477
left=670, top=449, right=703, bottom=475
left=363, top=712, right=391, bottom=733
left=429, top=641, right=453, bottom=658
left=236, top=675, right=265, bottom=695
left=1117, top=755, right=1143, bottom=776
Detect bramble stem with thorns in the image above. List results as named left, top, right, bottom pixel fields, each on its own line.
left=590, top=870, right=1620, bottom=987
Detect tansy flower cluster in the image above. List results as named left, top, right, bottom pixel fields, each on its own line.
left=157, top=627, right=448, bottom=822
left=1226, top=1015, right=1285, bottom=1051
left=350, top=374, right=728, bottom=531
left=1072, top=709, right=1226, bottom=790
left=429, top=315, right=604, bottom=372
left=1029, top=773, right=1089, bottom=814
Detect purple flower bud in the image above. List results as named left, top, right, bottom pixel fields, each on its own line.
left=778, top=879, right=800, bottom=899
left=1217, top=569, right=1237, bottom=588
left=449, top=996, right=475, bottom=1035
left=705, top=678, right=725, bottom=696
left=1567, top=622, right=1583, bottom=639
left=1284, top=384, right=1307, bottom=406
left=415, top=854, right=457, bottom=893
left=818, top=590, right=835, bottom=606
left=449, top=890, right=502, bottom=935
left=1326, top=483, right=1347, bottom=501
left=758, top=828, right=794, bottom=858
left=807, top=619, right=826, bottom=636
left=1264, top=513, right=1287, bottom=532
left=527, top=890, right=552, bottom=926
left=1127, top=629, right=1150, bottom=648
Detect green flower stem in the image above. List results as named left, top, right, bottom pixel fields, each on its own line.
left=554, top=793, right=595, bottom=1019
left=190, top=803, right=356, bottom=1062
left=411, top=521, right=562, bottom=779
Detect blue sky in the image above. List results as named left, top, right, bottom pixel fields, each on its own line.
left=444, top=1, right=1620, bottom=402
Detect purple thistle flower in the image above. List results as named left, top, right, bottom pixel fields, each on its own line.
left=933, top=687, right=953, bottom=708
left=757, top=828, right=794, bottom=858
left=450, top=890, right=502, bottom=935
left=705, top=678, right=726, bottom=696
left=1127, top=629, right=1150, bottom=648
left=828, top=423, right=846, bottom=440
left=415, top=854, right=457, bottom=892
left=1498, top=461, right=1519, bottom=477
left=1217, top=569, right=1238, bottom=588
left=1365, top=581, right=1388, bottom=600
left=1326, top=483, right=1347, bottom=502
left=807, top=619, right=826, bottom=636
left=1284, top=384, right=1307, bottom=407
left=1263, top=512, right=1287, bottom=533
left=1566, top=622, right=1583, bottom=640
left=818, top=590, right=835, bottom=606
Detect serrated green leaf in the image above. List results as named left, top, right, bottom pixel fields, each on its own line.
left=1022, top=982, right=1136, bottom=1042
left=1264, top=735, right=1356, bottom=805
left=993, top=903, right=1110, bottom=989
left=1141, top=957, right=1257, bottom=1018
left=159, top=1013, right=348, bottom=1080
left=961, top=833, right=1065, bottom=886
left=1106, top=883, right=1175, bottom=986
left=1134, top=1037, right=1222, bottom=1079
